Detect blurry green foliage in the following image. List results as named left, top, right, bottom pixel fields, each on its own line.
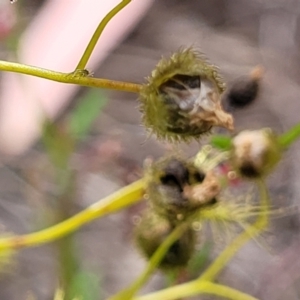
left=69, top=270, right=101, bottom=300
left=210, top=135, right=232, bottom=151
left=42, top=89, right=107, bottom=168
left=187, top=242, right=211, bottom=277
left=41, top=89, right=107, bottom=299
left=69, top=89, right=107, bottom=140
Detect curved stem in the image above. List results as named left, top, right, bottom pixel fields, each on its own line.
left=134, top=180, right=268, bottom=300
left=199, top=179, right=269, bottom=282
left=0, top=179, right=145, bottom=250
left=134, top=280, right=258, bottom=300
left=279, top=123, right=300, bottom=149
left=0, top=60, right=141, bottom=93
left=109, top=223, right=188, bottom=300
left=76, top=0, right=132, bottom=70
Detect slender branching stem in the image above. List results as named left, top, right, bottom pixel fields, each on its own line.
left=134, top=280, right=258, bottom=300
left=0, top=1, right=282, bottom=299
left=76, top=0, right=132, bottom=70
left=134, top=179, right=268, bottom=300
left=109, top=223, right=189, bottom=300
left=0, top=1, right=142, bottom=93
left=0, top=179, right=145, bottom=250
left=199, top=179, right=269, bottom=281
left=0, top=60, right=141, bottom=93
left=279, top=123, right=300, bottom=148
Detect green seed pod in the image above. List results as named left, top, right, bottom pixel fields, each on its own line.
left=145, top=156, right=218, bottom=223
left=139, top=48, right=233, bottom=142
left=231, top=128, right=281, bottom=178
left=135, top=211, right=196, bottom=270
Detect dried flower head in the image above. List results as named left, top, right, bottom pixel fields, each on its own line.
left=183, top=171, right=221, bottom=205
left=231, top=128, right=281, bottom=178
left=145, top=156, right=219, bottom=223
left=139, top=48, right=234, bottom=142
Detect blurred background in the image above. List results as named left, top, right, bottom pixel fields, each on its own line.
left=0, top=0, right=300, bottom=299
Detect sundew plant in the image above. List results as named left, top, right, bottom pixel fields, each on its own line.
left=1, top=1, right=300, bottom=299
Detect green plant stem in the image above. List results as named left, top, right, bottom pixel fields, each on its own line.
left=76, top=0, right=131, bottom=70
left=278, top=123, right=300, bottom=148
left=0, top=179, right=145, bottom=251
left=134, top=280, right=258, bottom=300
left=109, top=223, right=189, bottom=300
left=135, top=179, right=268, bottom=300
left=0, top=60, right=141, bottom=93
left=55, top=170, right=79, bottom=300
left=199, top=179, right=269, bottom=282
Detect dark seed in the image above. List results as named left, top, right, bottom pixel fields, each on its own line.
left=160, top=74, right=201, bottom=92
left=227, top=80, right=259, bottom=108
left=160, top=159, right=189, bottom=192
left=160, top=173, right=181, bottom=189
left=172, top=74, right=201, bottom=89
left=190, top=171, right=205, bottom=184
left=160, top=79, right=186, bottom=91
left=239, top=163, right=260, bottom=178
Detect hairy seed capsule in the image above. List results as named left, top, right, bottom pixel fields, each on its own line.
left=135, top=211, right=196, bottom=270
left=139, top=48, right=234, bottom=142
left=145, top=156, right=218, bottom=223
left=231, top=128, right=281, bottom=178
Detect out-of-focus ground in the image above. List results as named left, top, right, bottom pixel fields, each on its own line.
left=1, top=1, right=300, bottom=299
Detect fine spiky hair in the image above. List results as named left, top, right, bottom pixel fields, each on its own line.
left=139, top=48, right=231, bottom=142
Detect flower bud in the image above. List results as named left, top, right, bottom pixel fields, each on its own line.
left=231, top=129, right=281, bottom=178
left=139, top=48, right=234, bottom=142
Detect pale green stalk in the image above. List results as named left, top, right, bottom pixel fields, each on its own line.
left=131, top=179, right=268, bottom=300
left=134, top=280, right=257, bottom=300
left=199, top=179, right=269, bottom=281
left=109, top=224, right=188, bottom=300
left=76, top=0, right=132, bottom=70
left=0, top=179, right=145, bottom=250
left=0, top=60, right=141, bottom=93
